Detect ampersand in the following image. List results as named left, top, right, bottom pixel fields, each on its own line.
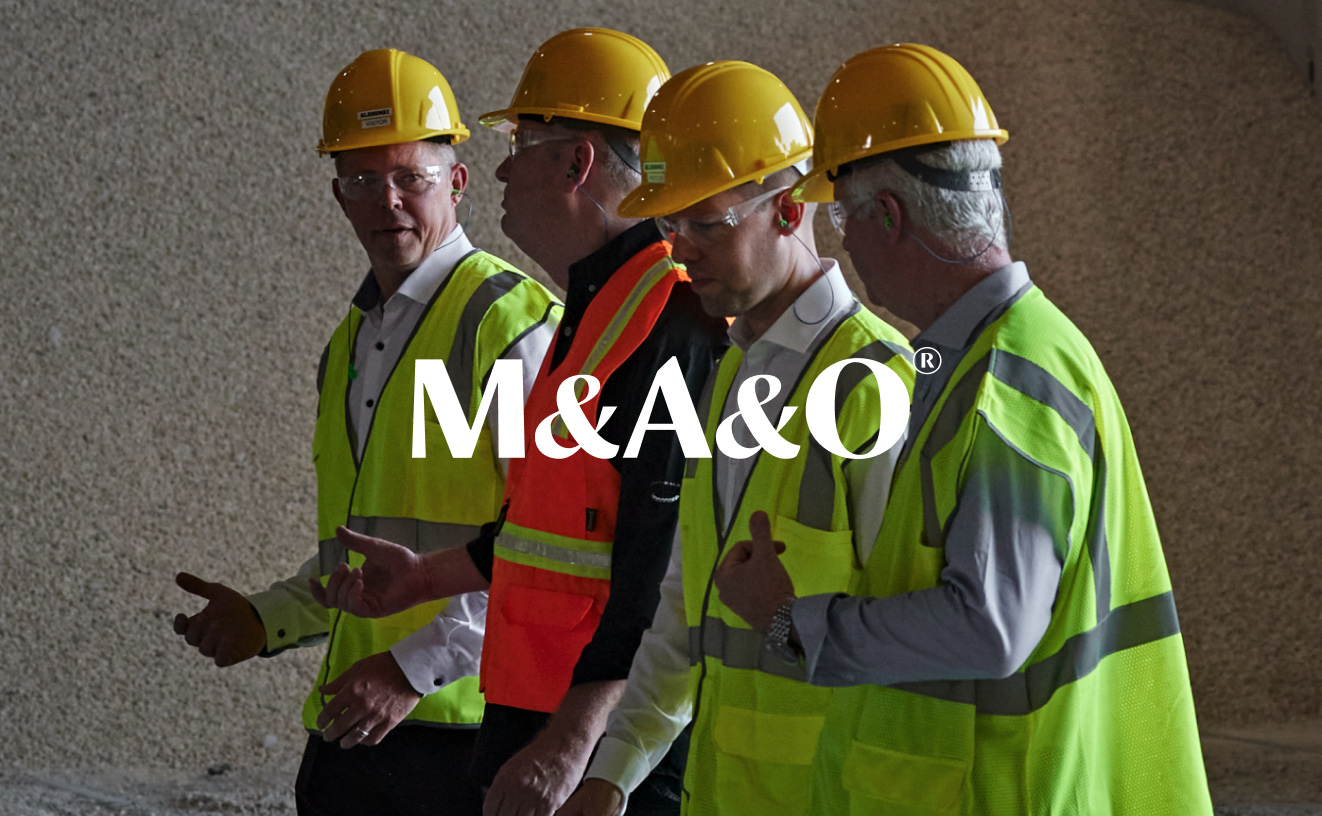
left=534, top=375, right=619, bottom=460
left=715, top=375, right=801, bottom=460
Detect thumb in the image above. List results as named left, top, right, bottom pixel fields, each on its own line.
left=176, top=572, right=219, bottom=600
left=747, top=512, right=781, bottom=555
left=747, top=512, right=787, bottom=557
left=337, top=525, right=383, bottom=558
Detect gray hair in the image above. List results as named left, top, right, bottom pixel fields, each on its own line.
left=841, top=139, right=1006, bottom=256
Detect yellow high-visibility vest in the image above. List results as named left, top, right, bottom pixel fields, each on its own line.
left=680, top=304, right=913, bottom=816
left=810, top=285, right=1213, bottom=815
left=308, top=250, right=559, bottom=730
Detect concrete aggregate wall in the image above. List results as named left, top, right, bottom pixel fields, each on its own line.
left=2, top=0, right=1320, bottom=775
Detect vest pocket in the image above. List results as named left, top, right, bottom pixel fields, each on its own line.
left=841, top=739, right=969, bottom=815
left=500, top=585, right=595, bottom=631
left=773, top=514, right=858, bottom=597
left=710, top=706, right=823, bottom=815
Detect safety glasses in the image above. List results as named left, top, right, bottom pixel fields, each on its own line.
left=655, top=186, right=789, bottom=248
left=507, top=130, right=578, bottom=158
left=337, top=165, right=448, bottom=201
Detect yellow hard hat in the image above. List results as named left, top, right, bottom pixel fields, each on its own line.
left=791, top=43, right=1007, bottom=203
left=618, top=61, right=814, bottom=219
left=316, top=48, right=469, bottom=154
left=478, top=28, right=669, bottom=133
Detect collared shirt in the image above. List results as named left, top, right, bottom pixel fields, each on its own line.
left=249, top=225, right=557, bottom=698
left=584, top=260, right=905, bottom=803
left=793, top=261, right=1065, bottom=687
left=345, top=226, right=550, bottom=472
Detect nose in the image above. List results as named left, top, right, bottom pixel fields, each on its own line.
left=669, top=232, right=701, bottom=265
left=495, top=154, right=512, bottom=183
left=379, top=180, right=404, bottom=209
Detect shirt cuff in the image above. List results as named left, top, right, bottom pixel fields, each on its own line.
left=390, top=622, right=465, bottom=696
left=247, top=587, right=328, bottom=655
left=791, top=591, right=838, bottom=685
left=585, top=735, right=654, bottom=804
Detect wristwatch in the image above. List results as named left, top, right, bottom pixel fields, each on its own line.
left=764, top=596, right=802, bottom=664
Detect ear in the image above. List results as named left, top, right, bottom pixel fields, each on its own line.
left=774, top=192, right=806, bottom=232
left=568, top=138, right=597, bottom=185
left=874, top=191, right=903, bottom=243
left=449, top=162, right=469, bottom=202
left=331, top=177, right=348, bottom=215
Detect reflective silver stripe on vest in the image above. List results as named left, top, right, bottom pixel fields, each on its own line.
left=687, top=616, right=808, bottom=683
left=318, top=516, right=481, bottom=574
left=919, top=354, right=991, bottom=549
left=496, top=529, right=613, bottom=571
left=797, top=340, right=904, bottom=531
left=1081, top=440, right=1112, bottom=621
left=919, top=349, right=1097, bottom=550
left=990, top=351, right=1096, bottom=459
left=891, top=591, right=1179, bottom=716
left=445, top=269, right=527, bottom=420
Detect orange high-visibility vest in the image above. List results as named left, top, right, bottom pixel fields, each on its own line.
left=482, top=240, right=682, bottom=713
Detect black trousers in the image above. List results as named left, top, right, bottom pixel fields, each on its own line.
left=295, top=726, right=483, bottom=816
left=471, top=703, right=686, bottom=816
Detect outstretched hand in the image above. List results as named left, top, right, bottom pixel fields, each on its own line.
left=172, top=572, right=266, bottom=667
left=308, top=526, right=431, bottom=618
left=713, top=511, right=793, bottom=633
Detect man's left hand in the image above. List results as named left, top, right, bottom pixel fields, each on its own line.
left=316, top=650, right=422, bottom=749
left=713, top=510, right=793, bottom=633
left=484, top=731, right=589, bottom=816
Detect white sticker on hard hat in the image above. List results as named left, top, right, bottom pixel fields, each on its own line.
left=644, top=161, right=666, bottom=184
left=358, top=107, right=393, bottom=129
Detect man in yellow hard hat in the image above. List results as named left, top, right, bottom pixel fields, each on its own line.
left=558, top=60, right=914, bottom=816
left=171, top=48, right=559, bottom=816
left=310, top=30, right=727, bottom=816
left=720, top=44, right=1213, bottom=814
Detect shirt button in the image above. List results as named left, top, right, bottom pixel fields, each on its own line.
left=375, top=342, right=384, bottom=351
left=277, top=629, right=286, bottom=639
left=366, top=399, right=375, bottom=408
left=563, top=326, right=574, bottom=338
left=587, top=284, right=596, bottom=292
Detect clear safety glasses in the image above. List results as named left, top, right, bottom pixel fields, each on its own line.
left=828, top=198, right=867, bottom=235
left=655, top=185, right=790, bottom=248
left=507, top=130, right=577, bottom=158
left=337, top=165, right=448, bottom=201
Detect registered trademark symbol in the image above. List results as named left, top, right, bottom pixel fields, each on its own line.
left=914, top=347, right=942, bottom=375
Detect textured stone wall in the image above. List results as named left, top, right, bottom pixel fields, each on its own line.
left=2, top=0, right=1318, bottom=772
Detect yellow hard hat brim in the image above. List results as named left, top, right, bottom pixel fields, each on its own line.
left=479, top=106, right=646, bottom=134
left=617, top=182, right=681, bottom=219
left=790, top=165, right=836, bottom=204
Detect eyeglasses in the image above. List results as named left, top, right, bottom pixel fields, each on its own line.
left=655, top=186, right=789, bottom=248
left=508, top=130, right=577, bottom=158
left=337, top=165, right=448, bottom=201
left=828, top=198, right=867, bottom=235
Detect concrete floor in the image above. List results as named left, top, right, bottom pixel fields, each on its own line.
left=1, top=725, right=1320, bottom=814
